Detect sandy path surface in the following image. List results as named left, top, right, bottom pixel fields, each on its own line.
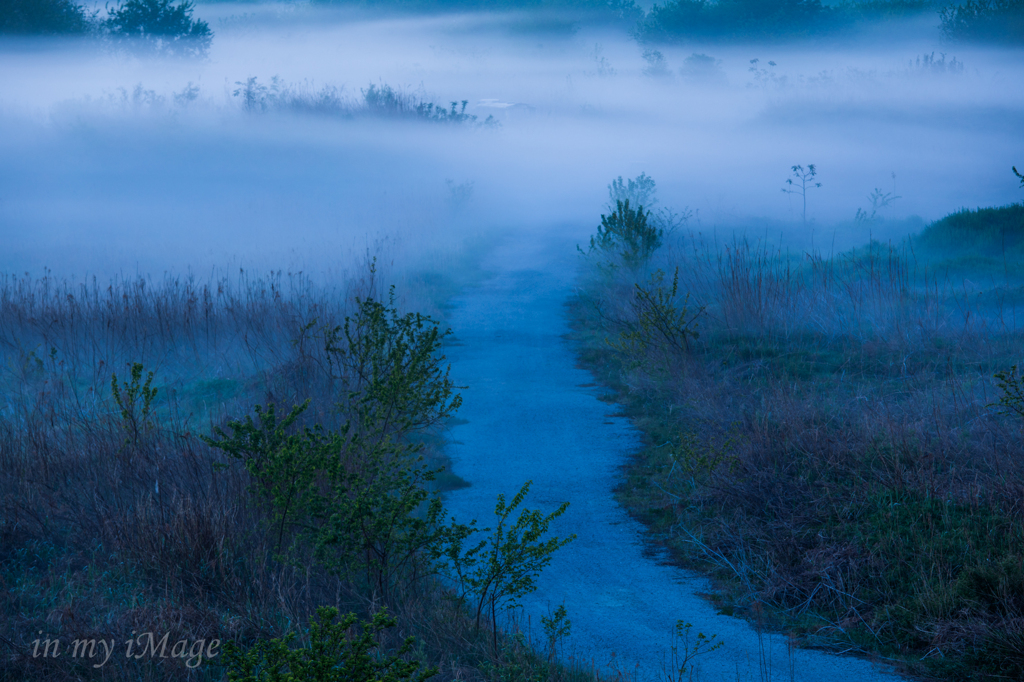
left=442, top=233, right=904, bottom=682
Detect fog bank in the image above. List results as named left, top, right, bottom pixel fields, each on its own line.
left=1, top=4, right=1022, bottom=278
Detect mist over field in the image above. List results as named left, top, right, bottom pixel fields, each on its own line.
left=2, top=2, right=1022, bottom=279
left=4, top=3, right=1024, bottom=681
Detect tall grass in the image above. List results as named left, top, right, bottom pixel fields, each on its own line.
left=571, top=217, right=1024, bottom=680
left=0, top=257, right=593, bottom=682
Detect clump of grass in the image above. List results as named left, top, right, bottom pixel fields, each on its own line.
left=570, top=200, right=1024, bottom=680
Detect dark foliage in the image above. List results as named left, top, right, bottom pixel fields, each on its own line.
left=0, top=0, right=92, bottom=34
left=916, top=203, right=1024, bottom=253
left=637, top=0, right=830, bottom=41
left=104, top=0, right=212, bottom=57
left=940, top=0, right=1024, bottom=42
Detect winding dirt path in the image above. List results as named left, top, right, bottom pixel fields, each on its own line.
left=442, top=233, right=904, bottom=682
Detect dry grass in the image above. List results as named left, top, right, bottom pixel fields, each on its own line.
left=0, top=253, right=598, bottom=682
left=571, top=220, right=1024, bottom=680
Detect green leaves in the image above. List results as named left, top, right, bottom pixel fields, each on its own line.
left=203, top=399, right=446, bottom=596
left=607, top=267, right=704, bottom=372
left=222, top=606, right=436, bottom=682
left=663, top=620, right=723, bottom=682
left=324, top=282, right=462, bottom=440
left=541, top=604, right=571, bottom=661
left=111, top=361, right=158, bottom=447
left=443, top=480, right=575, bottom=646
left=205, top=280, right=466, bottom=598
left=207, top=278, right=576, bottom=667
left=994, top=365, right=1024, bottom=420
left=202, top=400, right=346, bottom=556
left=587, top=199, right=663, bottom=269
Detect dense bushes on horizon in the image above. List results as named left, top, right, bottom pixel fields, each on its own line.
left=0, top=0, right=92, bottom=34
left=105, top=0, right=212, bottom=57
left=0, top=0, right=213, bottom=56
left=917, top=203, right=1024, bottom=253
left=940, top=0, right=1024, bottom=42
left=637, top=0, right=831, bottom=41
left=312, top=0, right=642, bottom=19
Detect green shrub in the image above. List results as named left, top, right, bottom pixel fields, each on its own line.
left=0, top=0, right=93, bottom=34
left=222, top=606, right=436, bottom=682
left=440, top=481, right=575, bottom=654
left=104, top=0, right=212, bottom=57
left=586, top=199, right=663, bottom=269
left=607, top=267, right=704, bottom=371
left=111, top=361, right=158, bottom=448
left=321, top=282, right=462, bottom=436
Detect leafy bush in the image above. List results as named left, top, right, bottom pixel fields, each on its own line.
left=322, top=282, right=463, bottom=435
left=222, top=607, right=436, bottom=682
left=607, top=267, right=704, bottom=371
left=440, top=481, right=574, bottom=653
left=204, top=285, right=462, bottom=598
left=0, top=0, right=93, bottom=34
left=940, top=0, right=1024, bottom=42
left=104, top=0, right=212, bottom=57
left=586, top=199, right=663, bottom=269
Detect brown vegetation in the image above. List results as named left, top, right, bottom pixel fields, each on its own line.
left=0, top=260, right=591, bottom=682
left=570, top=221, right=1024, bottom=680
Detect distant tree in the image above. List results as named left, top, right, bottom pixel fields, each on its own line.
left=104, top=0, right=212, bottom=57
left=1014, top=165, right=1024, bottom=188
left=0, top=0, right=93, bottom=34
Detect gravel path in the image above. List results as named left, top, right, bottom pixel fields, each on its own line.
left=442, top=233, right=905, bottom=682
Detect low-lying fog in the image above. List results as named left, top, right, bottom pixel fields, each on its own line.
left=1, top=3, right=1022, bottom=279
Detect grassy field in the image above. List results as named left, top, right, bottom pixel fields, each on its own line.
left=0, top=245, right=592, bottom=682
left=569, top=202, right=1024, bottom=680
